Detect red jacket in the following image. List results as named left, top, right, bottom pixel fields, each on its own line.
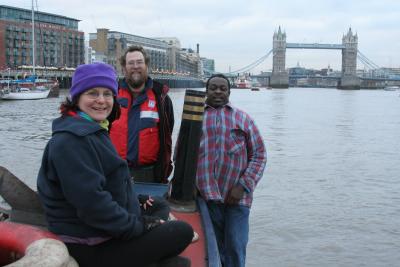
left=110, top=78, right=174, bottom=183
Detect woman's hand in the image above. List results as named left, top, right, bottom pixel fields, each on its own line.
left=138, top=194, right=154, bottom=210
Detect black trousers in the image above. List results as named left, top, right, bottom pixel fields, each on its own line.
left=66, top=220, right=193, bottom=267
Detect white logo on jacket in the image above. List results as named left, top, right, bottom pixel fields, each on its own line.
left=148, top=100, right=156, bottom=108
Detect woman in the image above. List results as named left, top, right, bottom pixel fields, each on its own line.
left=37, top=63, right=193, bottom=267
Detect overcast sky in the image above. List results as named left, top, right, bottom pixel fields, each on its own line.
left=4, top=0, right=400, bottom=73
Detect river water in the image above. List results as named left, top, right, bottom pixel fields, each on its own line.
left=1, top=88, right=399, bottom=266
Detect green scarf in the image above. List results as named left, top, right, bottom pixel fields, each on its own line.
left=77, top=111, right=109, bottom=131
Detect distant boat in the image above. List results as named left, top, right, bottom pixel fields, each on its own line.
left=383, top=86, right=399, bottom=91
left=0, top=76, right=57, bottom=100
left=235, top=78, right=252, bottom=89
left=1, top=86, right=50, bottom=100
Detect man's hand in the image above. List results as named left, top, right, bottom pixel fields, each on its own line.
left=225, top=184, right=245, bottom=205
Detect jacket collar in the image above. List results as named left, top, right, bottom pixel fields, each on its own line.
left=205, top=101, right=233, bottom=110
left=120, top=77, right=168, bottom=97
left=52, top=116, right=104, bottom=137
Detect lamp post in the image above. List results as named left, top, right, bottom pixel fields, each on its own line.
left=7, top=68, right=10, bottom=89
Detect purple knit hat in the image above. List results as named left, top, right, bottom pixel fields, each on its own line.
left=70, top=63, right=118, bottom=100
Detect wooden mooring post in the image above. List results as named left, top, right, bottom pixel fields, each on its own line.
left=169, top=90, right=206, bottom=211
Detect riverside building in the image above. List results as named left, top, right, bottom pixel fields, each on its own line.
left=89, top=28, right=202, bottom=77
left=0, top=5, right=84, bottom=70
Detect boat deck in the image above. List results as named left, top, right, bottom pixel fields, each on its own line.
left=134, top=182, right=220, bottom=267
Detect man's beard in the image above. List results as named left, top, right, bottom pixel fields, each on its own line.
left=127, top=73, right=147, bottom=89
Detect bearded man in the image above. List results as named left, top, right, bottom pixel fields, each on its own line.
left=110, top=46, right=174, bottom=183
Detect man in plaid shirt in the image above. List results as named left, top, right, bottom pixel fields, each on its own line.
left=196, top=74, right=267, bottom=267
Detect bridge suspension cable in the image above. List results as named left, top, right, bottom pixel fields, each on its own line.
left=357, top=50, right=380, bottom=70
left=357, top=56, right=376, bottom=70
left=203, top=49, right=273, bottom=76
left=357, top=50, right=399, bottom=79
left=225, top=49, right=273, bottom=74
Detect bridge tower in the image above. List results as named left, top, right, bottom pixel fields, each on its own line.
left=270, top=26, right=289, bottom=88
left=339, top=28, right=360, bottom=89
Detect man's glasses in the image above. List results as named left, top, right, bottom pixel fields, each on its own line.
left=127, top=60, right=145, bottom=67
left=83, top=90, right=114, bottom=100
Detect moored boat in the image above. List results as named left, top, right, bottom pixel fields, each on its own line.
left=0, top=0, right=58, bottom=101
left=0, top=75, right=58, bottom=100
left=1, top=86, right=51, bottom=100
left=383, top=85, right=399, bottom=91
left=0, top=166, right=220, bottom=267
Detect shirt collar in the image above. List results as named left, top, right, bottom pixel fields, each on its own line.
left=205, top=101, right=233, bottom=110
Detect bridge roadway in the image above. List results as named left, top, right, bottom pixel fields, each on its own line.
left=286, top=43, right=345, bottom=49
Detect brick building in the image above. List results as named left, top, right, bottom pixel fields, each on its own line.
left=0, top=5, right=84, bottom=70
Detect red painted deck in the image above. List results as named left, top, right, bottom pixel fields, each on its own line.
left=173, top=211, right=207, bottom=267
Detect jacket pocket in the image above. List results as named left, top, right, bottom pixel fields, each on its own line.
left=138, top=127, right=160, bottom=164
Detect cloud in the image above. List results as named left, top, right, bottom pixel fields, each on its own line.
left=2, top=0, right=400, bottom=72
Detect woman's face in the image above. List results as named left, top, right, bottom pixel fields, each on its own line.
left=77, top=87, right=114, bottom=122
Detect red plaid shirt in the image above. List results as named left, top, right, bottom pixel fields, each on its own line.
left=196, top=103, right=266, bottom=207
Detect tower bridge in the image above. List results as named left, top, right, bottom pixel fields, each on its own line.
left=204, top=26, right=400, bottom=89
left=271, top=26, right=359, bottom=89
